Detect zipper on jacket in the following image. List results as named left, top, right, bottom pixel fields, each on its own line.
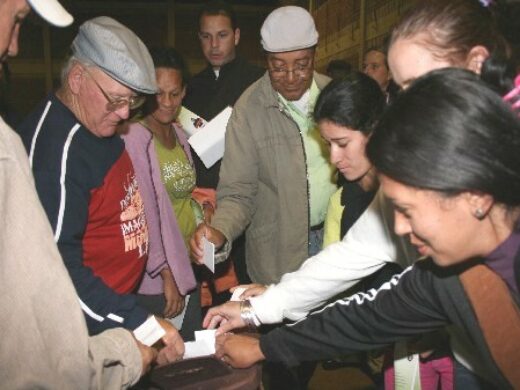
left=278, top=104, right=311, bottom=249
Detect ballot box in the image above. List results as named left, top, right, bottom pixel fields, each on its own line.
left=146, top=356, right=262, bottom=390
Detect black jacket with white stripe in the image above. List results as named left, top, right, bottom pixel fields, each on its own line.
left=17, top=94, right=149, bottom=335
left=260, top=256, right=520, bottom=389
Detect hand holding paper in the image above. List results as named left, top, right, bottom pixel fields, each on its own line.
left=203, top=301, right=243, bottom=335
left=133, top=315, right=166, bottom=346
left=189, top=223, right=225, bottom=266
left=202, top=236, right=215, bottom=273
left=177, top=106, right=208, bottom=137
left=183, top=329, right=217, bottom=359
left=156, top=318, right=185, bottom=366
left=133, top=316, right=185, bottom=365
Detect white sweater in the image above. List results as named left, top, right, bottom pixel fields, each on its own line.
left=250, top=189, right=416, bottom=324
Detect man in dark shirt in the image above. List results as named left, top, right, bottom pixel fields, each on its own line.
left=184, top=0, right=264, bottom=286
left=17, top=17, right=183, bottom=365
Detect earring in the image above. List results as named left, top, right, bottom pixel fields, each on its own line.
left=474, top=208, right=485, bottom=220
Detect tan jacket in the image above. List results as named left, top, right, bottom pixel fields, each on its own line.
left=0, top=116, right=142, bottom=389
left=212, top=72, right=331, bottom=284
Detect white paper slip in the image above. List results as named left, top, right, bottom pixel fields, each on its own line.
left=169, top=294, right=190, bottom=330
left=184, top=341, right=213, bottom=359
left=195, top=329, right=217, bottom=354
left=188, top=106, right=233, bottom=169
left=202, top=236, right=215, bottom=273
left=177, top=106, right=207, bottom=137
left=393, top=342, right=422, bottom=390
left=183, top=329, right=217, bottom=359
left=230, top=287, right=247, bottom=301
left=133, top=315, right=166, bottom=346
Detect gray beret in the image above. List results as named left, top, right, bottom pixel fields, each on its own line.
left=261, top=6, right=319, bottom=53
left=72, top=16, right=157, bottom=94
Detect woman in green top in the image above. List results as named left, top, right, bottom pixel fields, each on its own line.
left=124, top=47, right=208, bottom=339
left=143, top=48, right=197, bottom=247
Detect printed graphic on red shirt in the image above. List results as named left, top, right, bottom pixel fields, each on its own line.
left=120, top=173, right=148, bottom=258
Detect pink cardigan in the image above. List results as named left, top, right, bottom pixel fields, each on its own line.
left=122, top=122, right=196, bottom=295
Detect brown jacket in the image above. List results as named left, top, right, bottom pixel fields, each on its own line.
left=212, top=72, right=331, bottom=284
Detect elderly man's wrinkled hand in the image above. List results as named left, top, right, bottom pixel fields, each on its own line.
left=135, top=339, right=157, bottom=375
left=155, top=318, right=184, bottom=365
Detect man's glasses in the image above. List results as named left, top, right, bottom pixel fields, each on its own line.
left=83, top=68, right=145, bottom=111
left=268, top=62, right=313, bottom=80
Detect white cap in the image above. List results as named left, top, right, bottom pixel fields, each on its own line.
left=27, top=0, right=73, bottom=27
left=261, top=6, right=318, bottom=53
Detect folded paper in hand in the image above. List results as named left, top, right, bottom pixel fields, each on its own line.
left=188, top=107, right=233, bottom=169
left=133, top=315, right=166, bottom=346
left=202, top=236, right=215, bottom=273
left=184, top=329, right=217, bottom=359
left=177, top=106, right=207, bottom=137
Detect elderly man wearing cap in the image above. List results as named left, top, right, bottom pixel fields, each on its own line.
left=190, top=7, right=335, bottom=387
left=0, top=1, right=162, bottom=388
left=18, top=15, right=184, bottom=364
left=191, top=6, right=335, bottom=292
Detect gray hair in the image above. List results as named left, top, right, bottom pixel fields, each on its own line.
left=60, top=55, right=95, bottom=86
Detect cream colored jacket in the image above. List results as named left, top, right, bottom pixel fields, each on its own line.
left=0, top=116, right=142, bottom=389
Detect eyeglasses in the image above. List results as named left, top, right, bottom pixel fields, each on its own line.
left=83, top=68, right=145, bottom=111
left=268, top=62, right=312, bottom=80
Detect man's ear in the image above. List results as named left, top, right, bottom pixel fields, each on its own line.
left=68, top=63, right=84, bottom=95
left=465, top=45, right=490, bottom=75
left=234, top=28, right=241, bottom=46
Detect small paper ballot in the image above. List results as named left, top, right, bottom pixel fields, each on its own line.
left=183, top=329, right=217, bottom=359
left=202, top=236, right=215, bottom=273
left=177, top=106, right=207, bottom=137
left=188, top=107, right=233, bottom=169
left=133, top=315, right=166, bottom=346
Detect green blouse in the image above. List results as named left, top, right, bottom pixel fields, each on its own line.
left=154, top=136, right=197, bottom=248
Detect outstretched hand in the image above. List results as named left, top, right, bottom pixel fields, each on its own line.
left=155, top=318, right=185, bottom=365
left=215, top=333, right=265, bottom=369
left=189, top=223, right=226, bottom=265
left=203, top=301, right=244, bottom=335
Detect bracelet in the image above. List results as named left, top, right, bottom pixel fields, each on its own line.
left=240, top=300, right=260, bottom=331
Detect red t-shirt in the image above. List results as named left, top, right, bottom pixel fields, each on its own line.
left=83, top=151, right=149, bottom=293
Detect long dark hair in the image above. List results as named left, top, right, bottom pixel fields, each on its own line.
left=367, top=68, right=520, bottom=207
left=313, top=72, right=385, bottom=135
